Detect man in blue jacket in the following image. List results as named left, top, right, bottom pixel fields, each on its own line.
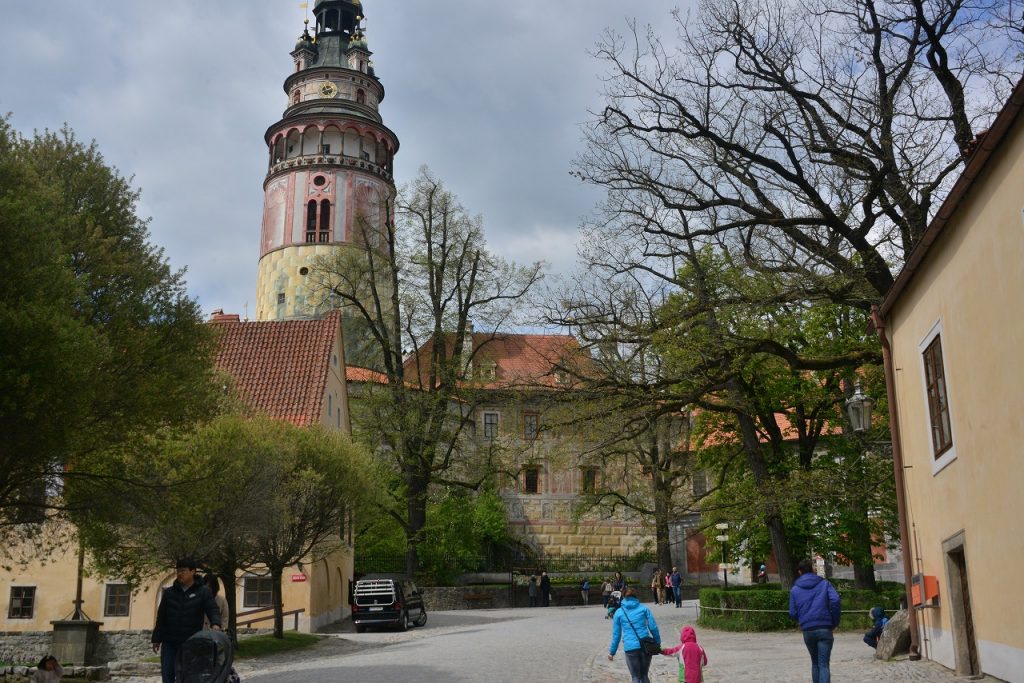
left=608, top=587, right=662, bottom=683
left=789, top=559, right=841, bottom=683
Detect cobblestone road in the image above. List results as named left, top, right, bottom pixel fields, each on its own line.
left=113, top=601, right=1002, bottom=682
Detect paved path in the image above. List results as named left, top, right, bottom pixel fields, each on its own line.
left=111, top=602, right=998, bottom=682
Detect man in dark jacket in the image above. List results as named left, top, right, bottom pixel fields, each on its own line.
left=539, top=571, right=551, bottom=607
left=788, top=559, right=841, bottom=683
left=152, top=558, right=222, bottom=683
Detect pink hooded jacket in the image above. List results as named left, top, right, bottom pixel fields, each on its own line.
left=662, top=626, right=707, bottom=683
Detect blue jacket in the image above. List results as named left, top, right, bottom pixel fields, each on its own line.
left=788, top=573, right=841, bottom=631
left=609, top=597, right=661, bottom=655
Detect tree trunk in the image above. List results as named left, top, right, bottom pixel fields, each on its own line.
left=652, top=479, right=673, bottom=571
left=405, top=470, right=429, bottom=577
left=736, top=410, right=797, bottom=588
left=850, top=505, right=878, bottom=590
left=270, top=566, right=284, bottom=639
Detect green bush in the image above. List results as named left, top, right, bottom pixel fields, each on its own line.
left=697, top=583, right=904, bottom=632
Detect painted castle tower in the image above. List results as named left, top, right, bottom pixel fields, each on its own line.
left=255, top=0, right=398, bottom=321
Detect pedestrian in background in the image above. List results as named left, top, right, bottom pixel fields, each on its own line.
left=30, top=655, right=62, bottom=683
left=670, top=567, right=682, bottom=607
left=203, top=573, right=230, bottom=632
left=152, top=558, right=222, bottom=683
left=602, top=577, right=614, bottom=608
left=540, top=570, right=551, bottom=607
left=528, top=574, right=539, bottom=607
left=580, top=577, right=591, bottom=605
left=789, top=558, right=841, bottom=683
left=651, top=569, right=663, bottom=605
left=608, top=587, right=662, bottom=683
left=612, top=571, right=626, bottom=593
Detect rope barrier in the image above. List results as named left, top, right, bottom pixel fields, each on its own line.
left=698, top=605, right=897, bottom=614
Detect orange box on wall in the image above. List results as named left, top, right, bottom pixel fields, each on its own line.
left=911, top=574, right=939, bottom=606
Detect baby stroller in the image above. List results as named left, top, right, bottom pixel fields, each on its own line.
left=605, top=590, right=622, bottom=619
left=176, top=630, right=235, bottom=683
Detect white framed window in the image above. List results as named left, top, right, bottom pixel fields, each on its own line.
left=918, top=320, right=957, bottom=475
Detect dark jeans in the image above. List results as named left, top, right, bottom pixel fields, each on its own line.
left=528, top=595, right=537, bottom=607
left=802, top=628, right=834, bottom=683
left=672, top=585, right=681, bottom=606
left=624, top=648, right=653, bottom=683
left=159, top=641, right=181, bottom=683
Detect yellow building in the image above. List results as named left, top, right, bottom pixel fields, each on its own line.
left=1, top=311, right=355, bottom=638
left=876, top=78, right=1024, bottom=680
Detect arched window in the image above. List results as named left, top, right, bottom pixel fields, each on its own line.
left=306, top=201, right=317, bottom=242
left=319, top=200, right=331, bottom=241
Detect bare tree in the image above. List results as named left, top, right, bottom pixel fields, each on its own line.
left=312, top=166, right=543, bottom=575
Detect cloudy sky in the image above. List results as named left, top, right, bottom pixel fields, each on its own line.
left=1, top=1, right=682, bottom=318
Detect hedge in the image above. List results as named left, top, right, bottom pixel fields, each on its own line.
left=697, top=582, right=904, bottom=632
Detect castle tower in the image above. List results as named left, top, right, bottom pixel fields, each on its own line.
left=255, top=0, right=399, bottom=321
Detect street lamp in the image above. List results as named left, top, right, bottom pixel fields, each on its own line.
left=715, top=522, right=729, bottom=589
left=845, top=381, right=875, bottom=433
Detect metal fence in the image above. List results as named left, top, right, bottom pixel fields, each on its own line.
left=355, top=549, right=656, bottom=581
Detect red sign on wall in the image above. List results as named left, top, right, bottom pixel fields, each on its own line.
left=291, top=573, right=307, bottom=583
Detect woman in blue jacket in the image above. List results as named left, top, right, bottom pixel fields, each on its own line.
left=608, top=587, right=661, bottom=683
left=788, top=559, right=841, bottom=683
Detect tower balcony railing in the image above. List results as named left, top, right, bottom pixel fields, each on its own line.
left=267, top=153, right=393, bottom=183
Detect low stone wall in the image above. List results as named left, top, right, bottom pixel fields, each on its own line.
left=0, top=630, right=152, bottom=668
left=421, top=586, right=512, bottom=611
left=1, top=664, right=109, bottom=681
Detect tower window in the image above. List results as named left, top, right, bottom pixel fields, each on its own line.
left=319, top=199, right=331, bottom=241
left=313, top=175, right=327, bottom=187
left=277, top=293, right=286, bottom=305
left=356, top=89, right=366, bottom=105
left=523, top=467, right=540, bottom=495
left=306, top=200, right=318, bottom=242
left=319, top=144, right=331, bottom=155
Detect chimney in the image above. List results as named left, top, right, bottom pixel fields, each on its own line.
left=209, top=310, right=241, bottom=324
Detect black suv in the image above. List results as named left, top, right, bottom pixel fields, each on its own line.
left=352, top=575, right=428, bottom=632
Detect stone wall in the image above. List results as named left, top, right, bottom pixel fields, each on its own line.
left=0, top=630, right=152, bottom=667
left=421, top=586, right=512, bottom=611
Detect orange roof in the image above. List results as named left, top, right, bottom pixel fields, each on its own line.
left=405, top=333, right=590, bottom=390
left=211, top=312, right=340, bottom=426
left=346, top=366, right=388, bottom=384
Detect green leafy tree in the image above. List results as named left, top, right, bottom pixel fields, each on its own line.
left=0, top=118, right=218, bottom=534
left=312, top=166, right=543, bottom=576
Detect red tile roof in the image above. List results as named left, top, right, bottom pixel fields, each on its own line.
left=405, top=333, right=590, bottom=389
left=346, top=366, right=388, bottom=384
left=211, top=312, right=341, bottom=426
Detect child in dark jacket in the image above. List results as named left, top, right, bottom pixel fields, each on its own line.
left=662, top=625, right=708, bottom=683
left=863, top=605, right=888, bottom=648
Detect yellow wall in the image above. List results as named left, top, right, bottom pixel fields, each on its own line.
left=0, top=539, right=353, bottom=635
left=888, top=111, right=1024, bottom=681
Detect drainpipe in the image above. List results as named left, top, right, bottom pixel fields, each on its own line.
left=870, top=305, right=921, bottom=660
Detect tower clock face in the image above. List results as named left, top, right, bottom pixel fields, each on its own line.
left=319, top=82, right=338, bottom=98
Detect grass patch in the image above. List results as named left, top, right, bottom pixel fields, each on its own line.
left=235, top=632, right=322, bottom=659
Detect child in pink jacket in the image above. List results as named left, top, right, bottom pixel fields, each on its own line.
left=662, top=625, right=708, bottom=683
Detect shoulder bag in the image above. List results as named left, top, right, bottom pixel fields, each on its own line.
left=624, top=609, right=661, bottom=657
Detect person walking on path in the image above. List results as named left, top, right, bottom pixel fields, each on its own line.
left=602, top=577, right=614, bottom=608
left=608, top=587, right=662, bottom=683
left=651, top=569, right=663, bottom=605
left=670, top=567, right=682, bottom=607
left=789, top=558, right=841, bottom=683
left=540, top=571, right=551, bottom=607
left=152, top=558, right=222, bottom=683
left=661, top=625, right=708, bottom=683
left=528, top=574, right=539, bottom=607
left=581, top=578, right=591, bottom=605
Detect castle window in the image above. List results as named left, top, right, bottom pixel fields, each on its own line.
left=292, top=90, right=300, bottom=105
left=8, top=586, right=35, bottom=619
left=319, top=144, right=331, bottom=155
left=581, top=467, right=598, bottom=494
left=104, top=584, right=131, bottom=617
left=277, top=292, right=286, bottom=305
left=523, top=413, right=538, bottom=440
left=523, top=466, right=541, bottom=494
left=483, top=411, right=499, bottom=439
left=356, top=89, right=366, bottom=105
left=306, top=200, right=318, bottom=242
